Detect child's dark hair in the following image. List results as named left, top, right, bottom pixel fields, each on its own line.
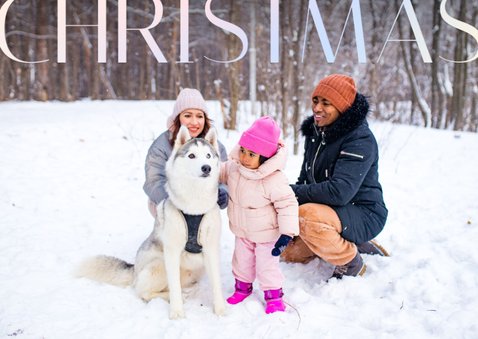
left=259, top=155, right=269, bottom=165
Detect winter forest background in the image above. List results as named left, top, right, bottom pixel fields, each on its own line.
left=2, top=2, right=478, bottom=337
left=1, top=0, right=478, bottom=150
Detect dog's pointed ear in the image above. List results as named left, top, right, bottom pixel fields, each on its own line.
left=174, top=125, right=191, bottom=149
left=205, top=127, right=219, bottom=153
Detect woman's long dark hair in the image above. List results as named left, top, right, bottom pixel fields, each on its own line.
left=169, top=113, right=212, bottom=146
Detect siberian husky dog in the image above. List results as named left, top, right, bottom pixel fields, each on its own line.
left=77, top=126, right=225, bottom=319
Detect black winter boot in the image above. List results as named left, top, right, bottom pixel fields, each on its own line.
left=332, top=252, right=366, bottom=279
left=357, top=239, right=390, bottom=256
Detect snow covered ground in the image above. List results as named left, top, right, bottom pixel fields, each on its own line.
left=0, top=100, right=477, bottom=339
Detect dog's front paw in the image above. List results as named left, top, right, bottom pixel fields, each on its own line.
left=169, top=307, right=185, bottom=320
left=214, top=300, right=226, bottom=316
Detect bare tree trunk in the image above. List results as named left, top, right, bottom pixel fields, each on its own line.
left=193, top=49, right=200, bottom=90
left=54, top=12, right=68, bottom=102
left=0, top=5, right=15, bottom=100
left=0, top=52, right=11, bottom=100
left=290, top=0, right=307, bottom=155
left=368, top=0, right=381, bottom=119
left=279, top=0, right=290, bottom=139
left=48, top=64, right=55, bottom=99
left=278, top=0, right=309, bottom=154
left=471, top=91, right=478, bottom=132
left=91, top=41, right=100, bottom=100
left=70, top=38, right=79, bottom=100
left=144, top=50, right=152, bottom=99
left=249, top=1, right=257, bottom=116
left=19, top=39, right=31, bottom=100
left=107, top=5, right=119, bottom=98
left=33, top=0, right=49, bottom=101
left=100, top=64, right=117, bottom=99
left=139, top=1, right=150, bottom=99
left=397, top=0, right=430, bottom=127
left=48, top=3, right=60, bottom=100
left=58, top=63, right=70, bottom=101
left=139, top=55, right=146, bottom=99
left=214, top=79, right=229, bottom=127
left=431, top=0, right=443, bottom=128
left=224, top=0, right=243, bottom=130
left=70, top=4, right=116, bottom=100
left=0, top=56, right=5, bottom=100
left=71, top=6, right=92, bottom=99
left=471, top=7, right=478, bottom=132
left=408, top=28, right=417, bottom=124
left=154, top=62, right=161, bottom=99
left=168, top=18, right=179, bottom=96
left=279, top=36, right=289, bottom=137
left=450, top=0, right=468, bottom=130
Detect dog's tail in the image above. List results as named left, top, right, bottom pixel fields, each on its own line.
left=75, top=255, right=134, bottom=287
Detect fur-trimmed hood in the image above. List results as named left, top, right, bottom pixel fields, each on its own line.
left=300, top=93, right=370, bottom=143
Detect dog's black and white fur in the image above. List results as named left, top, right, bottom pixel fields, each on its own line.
left=77, top=126, right=225, bottom=319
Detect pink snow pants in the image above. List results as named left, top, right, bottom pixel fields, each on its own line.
left=231, top=237, right=284, bottom=291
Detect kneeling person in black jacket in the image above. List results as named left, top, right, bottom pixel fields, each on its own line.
left=282, top=74, right=389, bottom=278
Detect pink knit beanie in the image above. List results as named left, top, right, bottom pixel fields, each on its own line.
left=239, top=116, right=280, bottom=158
left=167, top=88, right=208, bottom=130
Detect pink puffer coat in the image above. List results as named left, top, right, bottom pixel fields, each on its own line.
left=220, top=144, right=299, bottom=243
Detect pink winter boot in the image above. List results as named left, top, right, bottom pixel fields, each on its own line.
left=264, top=288, right=286, bottom=314
left=226, top=279, right=253, bottom=305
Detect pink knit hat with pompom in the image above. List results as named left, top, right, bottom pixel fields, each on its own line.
left=239, top=116, right=280, bottom=158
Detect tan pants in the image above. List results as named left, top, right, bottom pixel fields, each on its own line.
left=281, top=203, right=357, bottom=266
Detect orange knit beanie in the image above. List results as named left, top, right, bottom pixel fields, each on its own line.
left=312, top=74, right=357, bottom=113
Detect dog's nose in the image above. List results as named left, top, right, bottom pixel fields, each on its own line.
left=201, top=165, right=211, bottom=175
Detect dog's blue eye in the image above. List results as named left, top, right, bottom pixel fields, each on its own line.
left=188, top=154, right=195, bottom=159
left=206, top=154, right=211, bottom=159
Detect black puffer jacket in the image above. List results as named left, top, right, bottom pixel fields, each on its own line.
left=292, top=93, right=387, bottom=244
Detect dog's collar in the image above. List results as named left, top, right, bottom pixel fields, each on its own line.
left=181, top=212, right=204, bottom=254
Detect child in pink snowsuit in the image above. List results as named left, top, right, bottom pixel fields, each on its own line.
left=219, top=116, right=299, bottom=314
